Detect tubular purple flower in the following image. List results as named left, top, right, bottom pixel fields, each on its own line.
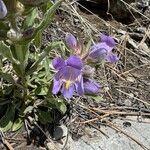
left=65, top=33, right=77, bottom=50
left=0, top=0, right=7, bottom=19
left=100, top=34, right=116, bottom=48
left=83, top=78, right=101, bottom=95
left=52, top=56, right=84, bottom=98
left=89, top=34, right=119, bottom=63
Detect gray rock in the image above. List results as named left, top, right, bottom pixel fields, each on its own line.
left=66, top=118, right=150, bottom=150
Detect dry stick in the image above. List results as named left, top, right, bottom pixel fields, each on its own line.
left=106, top=65, right=126, bottom=81
left=119, top=63, right=150, bottom=76
left=80, top=114, right=110, bottom=124
left=117, top=89, right=150, bottom=106
left=87, top=122, right=109, bottom=138
left=90, top=108, right=150, bottom=117
left=78, top=102, right=150, bottom=117
left=106, top=120, right=149, bottom=150
left=2, top=139, right=14, bottom=150
left=138, top=25, right=150, bottom=47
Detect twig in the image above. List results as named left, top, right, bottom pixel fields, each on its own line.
left=0, top=130, right=14, bottom=150
left=117, top=89, right=150, bottom=106
left=80, top=114, right=109, bottom=124
left=119, top=64, right=149, bottom=75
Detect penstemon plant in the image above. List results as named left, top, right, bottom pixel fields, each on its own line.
left=0, top=0, right=118, bottom=132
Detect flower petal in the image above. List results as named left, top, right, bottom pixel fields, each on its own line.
left=0, top=0, right=7, bottom=19
left=66, top=56, right=83, bottom=70
left=106, top=52, right=119, bottom=64
left=100, top=34, right=116, bottom=48
left=62, top=84, right=74, bottom=98
left=52, top=57, right=65, bottom=70
left=89, top=43, right=110, bottom=60
left=83, top=79, right=101, bottom=95
left=75, top=76, right=84, bottom=96
left=52, top=78, right=63, bottom=95
left=57, top=66, right=81, bottom=81
left=65, top=33, right=77, bottom=50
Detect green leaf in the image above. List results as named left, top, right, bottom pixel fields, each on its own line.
left=56, top=100, right=67, bottom=114
left=36, top=0, right=64, bottom=32
left=14, top=44, right=29, bottom=64
left=24, top=106, right=34, bottom=115
left=40, top=1, right=53, bottom=13
left=35, top=85, right=48, bottom=96
left=0, top=98, right=10, bottom=105
left=26, top=41, right=64, bottom=76
left=12, top=63, right=24, bottom=77
left=0, top=106, right=15, bottom=132
left=23, top=8, right=39, bottom=29
left=34, top=31, right=42, bottom=48
left=11, top=118, right=23, bottom=131
left=37, top=109, right=52, bottom=124
left=0, top=41, right=18, bottom=64
left=0, top=72, right=15, bottom=84
left=89, top=95, right=104, bottom=102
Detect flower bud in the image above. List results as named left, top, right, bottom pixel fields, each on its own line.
left=0, top=0, right=7, bottom=19
left=65, top=33, right=77, bottom=50
left=7, top=29, right=22, bottom=41
left=83, top=65, right=95, bottom=77
left=83, top=78, right=101, bottom=95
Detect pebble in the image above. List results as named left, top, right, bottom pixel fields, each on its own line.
left=53, top=124, right=68, bottom=140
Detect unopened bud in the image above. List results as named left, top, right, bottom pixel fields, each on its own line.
left=83, top=65, right=95, bottom=77
left=0, top=0, right=7, bottom=19
left=7, top=29, right=22, bottom=41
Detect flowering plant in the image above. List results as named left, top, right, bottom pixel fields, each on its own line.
left=0, top=0, right=118, bottom=132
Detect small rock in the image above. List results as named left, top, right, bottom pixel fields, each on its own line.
left=138, top=43, right=150, bottom=55
left=127, top=37, right=138, bottom=49
left=46, top=142, right=56, bottom=150
left=53, top=124, right=68, bottom=140
left=128, top=93, right=134, bottom=98
left=126, top=76, right=135, bottom=82
left=124, top=99, right=132, bottom=106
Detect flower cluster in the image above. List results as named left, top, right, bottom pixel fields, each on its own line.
left=89, top=34, right=119, bottom=63
left=52, top=33, right=118, bottom=98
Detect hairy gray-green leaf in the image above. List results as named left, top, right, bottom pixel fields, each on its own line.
left=0, top=41, right=18, bottom=64
left=23, top=8, right=39, bottom=28
left=36, top=0, right=63, bottom=32
left=0, top=106, right=15, bottom=132
left=12, top=118, right=23, bottom=131
left=0, top=72, right=15, bottom=84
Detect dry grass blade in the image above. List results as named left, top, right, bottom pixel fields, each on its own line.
left=117, top=89, right=150, bottom=106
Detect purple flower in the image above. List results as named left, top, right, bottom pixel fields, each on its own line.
left=100, top=34, right=116, bottom=48
left=0, top=0, right=7, bottom=19
left=65, top=33, right=77, bottom=50
left=83, top=78, right=101, bottom=95
left=89, top=34, right=118, bottom=63
left=65, top=33, right=81, bottom=54
left=52, top=56, right=84, bottom=98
